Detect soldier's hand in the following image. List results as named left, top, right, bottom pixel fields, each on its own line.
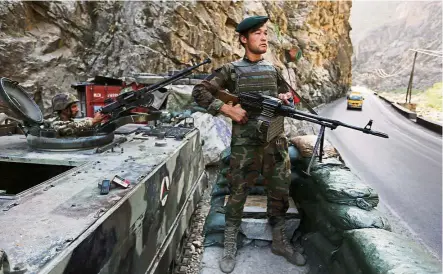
left=221, top=103, right=248, bottom=124
left=92, top=112, right=105, bottom=125
left=278, top=92, right=292, bottom=105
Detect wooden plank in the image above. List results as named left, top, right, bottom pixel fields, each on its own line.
left=223, top=195, right=299, bottom=218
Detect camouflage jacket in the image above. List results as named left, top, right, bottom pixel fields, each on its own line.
left=192, top=57, right=291, bottom=146
left=44, top=116, right=94, bottom=137
left=192, top=57, right=291, bottom=116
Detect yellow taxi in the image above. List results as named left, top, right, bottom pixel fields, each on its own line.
left=347, top=92, right=364, bottom=110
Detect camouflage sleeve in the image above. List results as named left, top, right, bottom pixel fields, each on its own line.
left=51, top=119, right=93, bottom=137
left=192, top=64, right=232, bottom=116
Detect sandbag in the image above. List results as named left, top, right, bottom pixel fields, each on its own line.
left=212, top=186, right=229, bottom=197
left=203, top=195, right=248, bottom=248
left=202, top=195, right=249, bottom=248
left=212, top=183, right=267, bottom=197
left=211, top=168, right=267, bottom=197
left=290, top=135, right=339, bottom=158
left=204, top=210, right=225, bottom=235
left=290, top=171, right=301, bottom=185
left=203, top=196, right=226, bottom=235
left=302, top=232, right=336, bottom=266
left=300, top=202, right=342, bottom=244
left=211, top=178, right=229, bottom=197
left=311, top=166, right=379, bottom=209
left=300, top=198, right=391, bottom=245
left=334, top=228, right=442, bottom=274
left=290, top=172, right=318, bottom=202
left=290, top=157, right=345, bottom=180
left=318, top=197, right=391, bottom=233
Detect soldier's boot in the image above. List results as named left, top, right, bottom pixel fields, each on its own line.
left=271, top=222, right=306, bottom=266
left=219, top=225, right=239, bottom=273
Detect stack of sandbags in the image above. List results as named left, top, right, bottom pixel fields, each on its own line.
left=289, top=135, right=391, bottom=265
left=331, top=229, right=442, bottom=274
left=301, top=196, right=391, bottom=245
left=290, top=136, right=440, bottom=273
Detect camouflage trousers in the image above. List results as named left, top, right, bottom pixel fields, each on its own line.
left=225, top=137, right=291, bottom=228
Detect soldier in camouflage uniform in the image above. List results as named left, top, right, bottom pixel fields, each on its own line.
left=45, top=93, right=104, bottom=137
left=192, top=16, right=306, bottom=273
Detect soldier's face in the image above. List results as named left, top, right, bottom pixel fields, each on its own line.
left=69, top=103, right=79, bottom=118
left=242, top=25, right=268, bottom=54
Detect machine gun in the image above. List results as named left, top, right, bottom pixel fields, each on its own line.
left=97, top=58, right=212, bottom=133
left=214, top=89, right=389, bottom=175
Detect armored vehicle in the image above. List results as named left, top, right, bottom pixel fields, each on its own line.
left=0, top=74, right=208, bottom=274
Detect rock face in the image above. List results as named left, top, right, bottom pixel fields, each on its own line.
left=0, top=1, right=352, bottom=116
left=352, top=1, right=442, bottom=91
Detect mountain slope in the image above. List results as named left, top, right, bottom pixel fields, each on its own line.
left=352, top=1, right=442, bottom=91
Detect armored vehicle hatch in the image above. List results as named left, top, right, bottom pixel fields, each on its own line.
left=0, top=77, right=117, bottom=151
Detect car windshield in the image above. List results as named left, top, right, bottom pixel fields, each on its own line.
left=349, top=95, right=362, bottom=100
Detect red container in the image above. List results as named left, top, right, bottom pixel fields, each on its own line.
left=84, top=85, right=122, bottom=117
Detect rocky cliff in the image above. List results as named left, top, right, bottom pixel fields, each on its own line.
left=352, top=1, right=442, bottom=91
left=0, top=1, right=352, bottom=115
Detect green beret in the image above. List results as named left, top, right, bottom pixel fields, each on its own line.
left=235, top=15, right=269, bottom=33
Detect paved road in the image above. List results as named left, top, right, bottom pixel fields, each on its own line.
left=318, top=91, right=442, bottom=259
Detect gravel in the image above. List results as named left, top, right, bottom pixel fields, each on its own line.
left=173, top=166, right=218, bottom=274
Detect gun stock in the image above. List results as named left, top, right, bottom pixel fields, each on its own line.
left=214, top=89, right=240, bottom=105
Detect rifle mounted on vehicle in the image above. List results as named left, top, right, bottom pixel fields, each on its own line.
left=96, top=58, right=212, bottom=133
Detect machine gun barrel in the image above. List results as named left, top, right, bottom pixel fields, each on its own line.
left=139, top=58, right=212, bottom=95
left=278, top=105, right=389, bottom=138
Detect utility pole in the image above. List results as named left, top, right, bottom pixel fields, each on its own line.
left=405, top=51, right=418, bottom=104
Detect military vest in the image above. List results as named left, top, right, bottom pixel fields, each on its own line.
left=228, top=59, right=279, bottom=146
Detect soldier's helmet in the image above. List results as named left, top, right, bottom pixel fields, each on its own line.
left=52, top=93, right=79, bottom=111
